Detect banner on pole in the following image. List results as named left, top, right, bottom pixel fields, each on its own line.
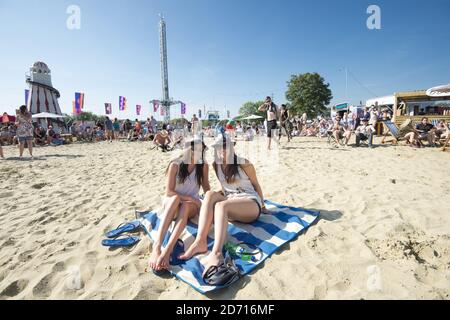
left=136, top=105, right=141, bottom=115
left=119, top=96, right=127, bottom=111
left=105, top=103, right=112, bottom=115
left=75, top=92, right=84, bottom=114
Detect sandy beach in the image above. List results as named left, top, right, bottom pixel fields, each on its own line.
left=0, top=136, right=449, bottom=300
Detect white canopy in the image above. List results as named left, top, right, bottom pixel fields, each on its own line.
left=241, top=114, right=264, bottom=120
left=426, top=84, right=450, bottom=97
left=32, top=112, right=66, bottom=119
left=365, top=95, right=395, bottom=107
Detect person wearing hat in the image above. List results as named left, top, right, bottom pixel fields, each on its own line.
left=152, top=129, right=172, bottom=152
left=355, top=118, right=375, bottom=147
left=149, top=137, right=211, bottom=272
left=180, top=134, right=267, bottom=276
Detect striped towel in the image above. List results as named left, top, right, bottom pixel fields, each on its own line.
left=138, top=200, right=319, bottom=294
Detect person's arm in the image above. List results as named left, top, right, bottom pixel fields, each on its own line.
left=241, top=161, right=267, bottom=212
left=166, top=162, right=203, bottom=204
left=258, top=103, right=268, bottom=112
left=201, top=164, right=211, bottom=195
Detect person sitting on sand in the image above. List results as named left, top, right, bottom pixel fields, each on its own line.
left=404, top=131, right=423, bottom=148
left=47, top=125, right=57, bottom=145
left=153, top=130, right=172, bottom=152
left=34, top=125, right=46, bottom=146
left=332, top=115, right=345, bottom=144
left=180, top=134, right=267, bottom=277
left=435, top=120, right=449, bottom=140
left=355, top=118, right=375, bottom=148
left=415, top=117, right=437, bottom=147
left=148, top=137, right=210, bottom=272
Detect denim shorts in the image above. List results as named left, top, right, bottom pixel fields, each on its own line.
left=18, top=136, right=33, bottom=142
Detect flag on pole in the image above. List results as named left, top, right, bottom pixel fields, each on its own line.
left=136, top=105, right=141, bottom=115
left=25, top=89, right=29, bottom=106
left=160, top=106, right=165, bottom=116
left=181, top=102, right=186, bottom=115
left=72, top=101, right=79, bottom=114
left=105, top=103, right=112, bottom=115
left=75, top=92, right=84, bottom=113
left=198, top=109, right=202, bottom=119
left=119, top=96, right=127, bottom=111
left=153, top=102, right=159, bottom=113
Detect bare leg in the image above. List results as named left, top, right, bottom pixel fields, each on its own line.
left=0, top=146, right=4, bottom=159
left=148, top=195, right=181, bottom=270
left=19, top=142, right=25, bottom=158
left=344, top=131, right=351, bottom=145
left=202, top=198, right=260, bottom=276
left=27, top=140, right=33, bottom=158
left=156, top=202, right=199, bottom=270
left=180, top=191, right=226, bottom=260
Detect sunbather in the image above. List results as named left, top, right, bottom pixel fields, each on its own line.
left=153, top=130, right=172, bottom=151
left=148, top=137, right=210, bottom=272
left=180, top=135, right=267, bottom=278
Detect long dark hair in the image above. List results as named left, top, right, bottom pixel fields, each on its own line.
left=213, top=154, right=240, bottom=184
left=166, top=141, right=207, bottom=187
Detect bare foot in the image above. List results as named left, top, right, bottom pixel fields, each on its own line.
left=148, top=244, right=162, bottom=270
left=202, top=252, right=223, bottom=278
left=156, top=248, right=172, bottom=271
left=179, top=239, right=208, bottom=260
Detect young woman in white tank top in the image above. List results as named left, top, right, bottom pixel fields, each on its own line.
left=148, top=137, right=210, bottom=272
left=180, top=135, right=267, bottom=278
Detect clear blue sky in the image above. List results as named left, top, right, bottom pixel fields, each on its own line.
left=1, top=0, right=449, bottom=120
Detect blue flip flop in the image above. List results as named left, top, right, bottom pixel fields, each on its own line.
left=106, top=221, right=141, bottom=239
left=102, top=235, right=140, bottom=247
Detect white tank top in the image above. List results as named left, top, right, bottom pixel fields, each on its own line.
left=216, top=163, right=262, bottom=206
left=173, top=160, right=201, bottom=200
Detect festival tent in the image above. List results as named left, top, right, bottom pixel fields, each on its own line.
left=426, top=84, right=450, bottom=97
left=240, top=114, right=264, bottom=120
left=32, top=112, right=67, bottom=119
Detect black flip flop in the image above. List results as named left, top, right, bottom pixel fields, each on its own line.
left=203, top=256, right=240, bottom=286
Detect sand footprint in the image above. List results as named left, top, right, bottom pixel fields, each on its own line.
left=32, top=274, right=54, bottom=298
left=0, top=279, right=29, bottom=298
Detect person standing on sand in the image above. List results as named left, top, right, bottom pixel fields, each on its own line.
left=104, top=117, right=114, bottom=142
left=258, top=96, right=279, bottom=150
left=148, top=137, right=210, bottom=272
left=15, top=105, right=34, bottom=159
left=279, top=104, right=292, bottom=143
left=113, top=118, right=120, bottom=140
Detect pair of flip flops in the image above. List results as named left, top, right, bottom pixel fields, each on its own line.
left=102, top=221, right=142, bottom=247
left=152, top=239, right=185, bottom=276
left=203, top=254, right=241, bottom=286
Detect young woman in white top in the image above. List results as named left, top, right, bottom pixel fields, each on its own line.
left=180, top=135, right=267, bottom=276
left=148, top=137, right=210, bottom=272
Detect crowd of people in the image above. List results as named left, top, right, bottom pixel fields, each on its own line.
left=2, top=99, right=450, bottom=160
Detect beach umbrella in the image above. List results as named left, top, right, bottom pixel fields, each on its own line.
left=426, top=84, right=450, bottom=97
left=241, top=114, right=264, bottom=120
left=32, top=112, right=67, bottom=119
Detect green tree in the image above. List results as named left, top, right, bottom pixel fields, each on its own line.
left=238, top=101, right=265, bottom=118
left=285, top=73, right=333, bottom=118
